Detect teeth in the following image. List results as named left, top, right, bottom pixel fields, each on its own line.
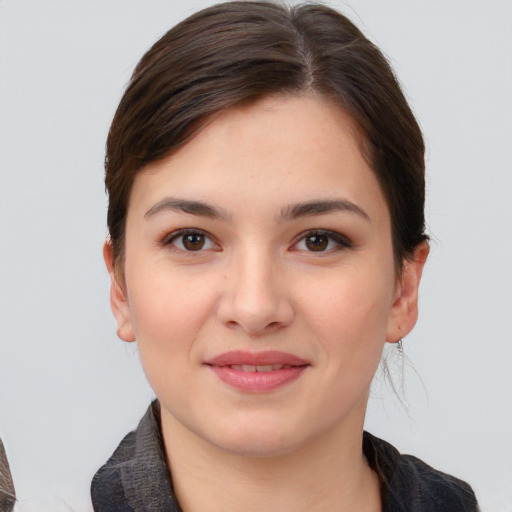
left=229, top=364, right=288, bottom=372
left=256, top=365, right=273, bottom=372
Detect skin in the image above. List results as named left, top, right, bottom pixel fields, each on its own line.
left=105, top=94, right=428, bottom=512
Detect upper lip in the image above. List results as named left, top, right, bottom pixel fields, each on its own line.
left=204, top=350, right=309, bottom=367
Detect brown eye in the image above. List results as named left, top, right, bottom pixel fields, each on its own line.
left=294, top=230, right=351, bottom=254
left=305, top=234, right=329, bottom=251
left=182, top=233, right=205, bottom=251
left=166, top=229, right=219, bottom=253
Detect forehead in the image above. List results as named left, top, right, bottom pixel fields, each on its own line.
left=128, top=94, right=387, bottom=223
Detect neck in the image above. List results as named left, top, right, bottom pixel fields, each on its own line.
left=160, top=404, right=381, bottom=512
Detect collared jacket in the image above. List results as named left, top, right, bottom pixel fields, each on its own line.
left=91, top=402, right=479, bottom=512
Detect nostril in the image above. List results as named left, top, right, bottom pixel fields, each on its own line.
left=223, top=319, right=283, bottom=335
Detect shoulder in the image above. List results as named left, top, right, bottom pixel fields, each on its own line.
left=91, top=401, right=179, bottom=512
left=363, top=432, right=479, bottom=512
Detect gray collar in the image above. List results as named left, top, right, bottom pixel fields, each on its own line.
left=91, top=401, right=181, bottom=512
left=92, top=401, right=478, bottom=512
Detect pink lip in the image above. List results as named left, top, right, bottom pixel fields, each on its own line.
left=204, top=351, right=310, bottom=393
left=205, top=350, right=309, bottom=367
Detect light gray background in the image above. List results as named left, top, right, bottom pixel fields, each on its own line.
left=0, top=1, right=511, bottom=511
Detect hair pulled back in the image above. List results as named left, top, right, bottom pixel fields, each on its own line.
left=106, top=1, right=428, bottom=269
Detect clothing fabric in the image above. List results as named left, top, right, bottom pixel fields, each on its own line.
left=0, top=438, right=15, bottom=512
left=91, top=401, right=479, bottom=512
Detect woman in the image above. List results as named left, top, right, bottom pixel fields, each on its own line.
left=92, top=2, right=479, bottom=511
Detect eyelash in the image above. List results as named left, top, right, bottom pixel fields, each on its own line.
left=162, top=229, right=219, bottom=253
left=161, top=228, right=352, bottom=254
left=292, top=229, right=352, bottom=254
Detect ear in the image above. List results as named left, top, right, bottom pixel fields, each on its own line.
left=386, top=241, right=429, bottom=343
left=103, top=240, right=136, bottom=342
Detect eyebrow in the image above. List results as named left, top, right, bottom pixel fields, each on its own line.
left=144, top=197, right=231, bottom=221
left=144, top=197, right=370, bottom=223
left=279, top=199, right=370, bottom=222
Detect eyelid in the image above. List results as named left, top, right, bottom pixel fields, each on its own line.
left=291, top=229, right=353, bottom=253
left=159, top=228, right=351, bottom=253
left=161, top=228, right=221, bottom=252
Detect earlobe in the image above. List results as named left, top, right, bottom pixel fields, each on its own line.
left=103, top=240, right=136, bottom=342
left=386, top=241, right=429, bottom=343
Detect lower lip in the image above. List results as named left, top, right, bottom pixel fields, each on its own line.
left=207, top=365, right=308, bottom=392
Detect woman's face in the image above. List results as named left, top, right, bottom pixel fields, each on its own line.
left=107, top=95, right=425, bottom=456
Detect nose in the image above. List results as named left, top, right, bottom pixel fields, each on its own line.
left=217, top=248, right=294, bottom=336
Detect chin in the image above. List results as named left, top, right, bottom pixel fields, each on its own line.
left=213, top=433, right=298, bottom=458
left=197, top=415, right=312, bottom=458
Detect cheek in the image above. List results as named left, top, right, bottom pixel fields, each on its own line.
left=300, top=269, right=394, bottom=366
left=125, top=269, right=220, bottom=405
left=125, top=266, right=218, bottom=363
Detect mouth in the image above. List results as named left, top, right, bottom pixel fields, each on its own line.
left=205, top=350, right=309, bottom=367
left=204, top=351, right=310, bottom=392
left=228, top=364, right=295, bottom=372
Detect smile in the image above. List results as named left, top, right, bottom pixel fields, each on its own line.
left=229, top=364, right=293, bottom=372
left=205, top=351, right=310, bottom=392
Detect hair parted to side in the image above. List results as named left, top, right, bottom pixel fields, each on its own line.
left=105, top=1, right=428, bottom=272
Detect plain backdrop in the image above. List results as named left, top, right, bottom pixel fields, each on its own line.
left=0, top=1, right=511, bottom=511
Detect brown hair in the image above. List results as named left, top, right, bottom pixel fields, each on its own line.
left=105, top=1, right=428, bottom=270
